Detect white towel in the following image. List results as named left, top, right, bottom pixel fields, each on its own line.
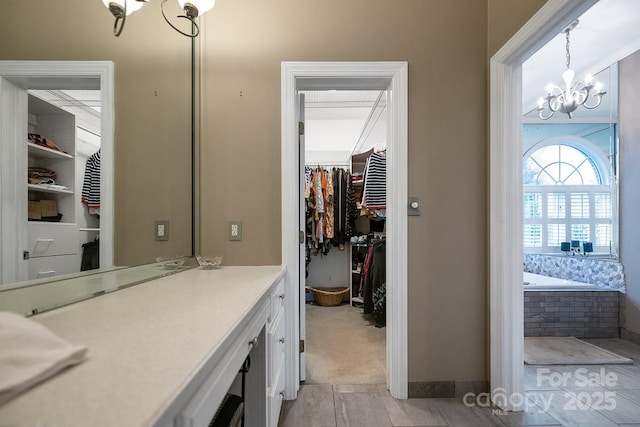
left=0, top=311, right=87, bottom=406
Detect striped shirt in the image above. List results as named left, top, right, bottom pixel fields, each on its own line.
left=363, top=151, right=386, bottom=209
left=81, top=150, right=101, bottom=213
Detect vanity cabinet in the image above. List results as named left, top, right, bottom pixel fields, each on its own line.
left=0, top=266, right=288, bottom=427
left=178, top=273, right=287, bottom=427
left=267, top=277, right=286, bottom=426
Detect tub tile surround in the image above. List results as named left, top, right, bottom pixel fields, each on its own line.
left=524, top=254, right=625, bottom=291
left=524, top=291, right=621, bottom=338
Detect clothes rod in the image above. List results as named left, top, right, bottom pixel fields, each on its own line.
left=305, top=163, right=351, bottom=167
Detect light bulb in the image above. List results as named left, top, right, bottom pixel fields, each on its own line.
left=101, top=0, right=145, bottom=16
left=546, top=84, right=553, bottom=95
left=585, top=73, right=593, bottom=84
left=538, top=97, right=545, bottom=109
left=595, top=81, right=603, bottom=93
left=178, top=0, right=216, bottom=16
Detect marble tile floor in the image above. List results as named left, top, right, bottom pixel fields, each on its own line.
left=279, top=338, right=640, bottom=426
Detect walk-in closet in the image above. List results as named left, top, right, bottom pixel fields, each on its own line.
left=302, top=90, right=388, bottom=385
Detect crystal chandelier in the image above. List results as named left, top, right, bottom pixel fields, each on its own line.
left=101, top=0, right=215, bottom=37
left=536, top=20, right=606, bottom=120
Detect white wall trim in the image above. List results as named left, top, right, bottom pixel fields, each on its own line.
left=489, top=0, right=598, bottom=411
left=0, top=60, right=115, bottom=271
left=281, top=61, right=408, bottom=400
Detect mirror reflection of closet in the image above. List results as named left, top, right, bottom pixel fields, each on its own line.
left=0, top=63, right=113, bottom=287
left=26, top=90, right=101, bottom=280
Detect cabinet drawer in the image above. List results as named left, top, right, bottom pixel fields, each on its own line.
left=28, top=223, right=78, bottom=257
left=268, top=364, right=285, bottom=427
left=267, top=312, right=285, bottom=388
left=270, top=278, right=285, bottom=322
left=28, top=253, right=79, bottom=280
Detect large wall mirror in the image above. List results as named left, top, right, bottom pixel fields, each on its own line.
left=0, top=59, right=195, bottom=314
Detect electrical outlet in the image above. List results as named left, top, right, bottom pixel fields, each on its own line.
left=229, top=220, right=242, bottom=241
left=155, top=220, right=169, bottom=241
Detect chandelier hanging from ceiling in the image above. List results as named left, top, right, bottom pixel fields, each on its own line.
left=536, top=20, right=607, bottom=120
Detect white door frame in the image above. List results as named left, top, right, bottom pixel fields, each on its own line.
left=281, top=61, right=408, bottom=399
left=489, top=0, right=598, bottom=411
left=0, top=61, right=115, bottom=272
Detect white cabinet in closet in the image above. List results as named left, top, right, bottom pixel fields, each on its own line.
left=26, top=94, right=79, bottom=280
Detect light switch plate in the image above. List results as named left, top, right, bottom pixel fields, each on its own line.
left=155, top=220, right=169, bottom=241
left=229, top=220, right=242, bottom=241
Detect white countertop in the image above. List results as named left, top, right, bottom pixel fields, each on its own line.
left=0, top=265, right=285, bottom=426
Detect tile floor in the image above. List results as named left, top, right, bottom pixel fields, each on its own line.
left=279, top=338, right=640, bottom=426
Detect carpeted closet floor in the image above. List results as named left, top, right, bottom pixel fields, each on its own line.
left=305, top=303, right=386, bottom=385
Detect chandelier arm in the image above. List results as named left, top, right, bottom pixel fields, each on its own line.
left=546, top=83, right=565, bottom=97
left=582, top=92, right=606, bottom=110
left=161, top=0, right=200, bottom=38
left=545, top=95, right=562, bottom=113
left=111, top=0, right=127, bottom=37
left=114, top=13, right=126, bottom=37
left=570, top=86, right=589, bottom=106
left=537, top=108, right=555, bottom=120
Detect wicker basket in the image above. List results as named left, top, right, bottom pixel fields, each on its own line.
left=310, top=287, right=349, bottom=307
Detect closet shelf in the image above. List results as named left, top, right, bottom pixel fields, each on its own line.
left=79, top=228, right=100, bottom=232
left=27, top=142, right=73, bottom=159
left=27, top=184, right=73, bottom=195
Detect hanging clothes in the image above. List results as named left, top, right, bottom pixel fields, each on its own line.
left=324, top=168, right=335, bottom=239
left=80, top=238, right=100, bottom=271
left=361, top=238, right=386, bottom=315
left=81, top=150, right=101, bottom=215
left=363, top=150, right=386, bottom=210
left=345, top=172, right=358, bottom=238
left=305, top=166, right=351, bottom=259
left=333, top=168, right=348, bottom=245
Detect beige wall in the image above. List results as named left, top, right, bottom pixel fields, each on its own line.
left=487, top=0, right=548, bottom=57
left=199, top=0, right=542, bottom=383
left=0, top=0, right=193, bottom=266
left=0, top=0, right=547, bottom=384
left=620, top=50, right=640, bottom=337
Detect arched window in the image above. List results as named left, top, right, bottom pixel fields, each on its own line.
left=523, top=136, right=614, bottom=253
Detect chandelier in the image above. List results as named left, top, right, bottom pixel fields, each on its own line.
left=536, top=20, right=606, bottom=120
left=101, top=0, right=215, bottom=37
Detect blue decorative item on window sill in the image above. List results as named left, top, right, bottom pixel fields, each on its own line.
left=561, top=240, right=593, bottom=257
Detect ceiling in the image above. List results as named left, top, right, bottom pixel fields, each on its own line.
left=30, top=89, right=102, bottom=135
left=302, top=90, right=387, bottom=161
left=522, top=0, right=640, bottom=115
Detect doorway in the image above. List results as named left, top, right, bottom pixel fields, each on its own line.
left=281, top=62, right=408, bottom=400
left=302, top=89, right=388, bottom=385
left=489, top=0, right=599, bottom=411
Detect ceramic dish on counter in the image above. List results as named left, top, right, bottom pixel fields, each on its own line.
left=196, top=255, right=223, bottom=270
